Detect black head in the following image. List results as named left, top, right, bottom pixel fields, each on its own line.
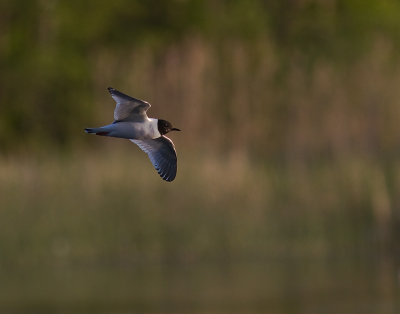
left=157, top=119, right=181, bottom=135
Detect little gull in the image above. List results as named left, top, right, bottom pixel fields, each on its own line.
left=85, top=87, right=180, bottom=182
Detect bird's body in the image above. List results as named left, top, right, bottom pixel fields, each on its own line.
left=85, top=87, right=180, bottom=182
left=86, top=119, right=161, bottom=140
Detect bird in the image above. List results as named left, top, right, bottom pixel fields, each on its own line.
left=85, top=87, right=180, bottom=182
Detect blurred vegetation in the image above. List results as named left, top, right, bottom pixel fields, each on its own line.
left=1, top=0, right=400, bottom=312
left=2, top=0, right=400, bottom=154
left=0, top=150, right=399, bottom=312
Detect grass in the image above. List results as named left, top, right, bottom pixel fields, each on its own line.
left=0, top=146, right=398, bottom=312
left=0, top=145, right=396, bottom=263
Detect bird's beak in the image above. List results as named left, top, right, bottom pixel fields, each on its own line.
left=171, top=128, right=181, bottom=131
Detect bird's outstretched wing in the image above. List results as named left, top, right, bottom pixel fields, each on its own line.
left=108, top=87, right=151, bottom=122
left=130, top=136, right=177, bottom=182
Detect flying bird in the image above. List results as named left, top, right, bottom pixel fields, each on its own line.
left=85, top=87, right=180, bottom=182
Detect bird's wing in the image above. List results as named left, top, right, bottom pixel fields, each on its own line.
left=108, top=87, right=151, bottom=122
left=130, top=136, right=177, bottom=182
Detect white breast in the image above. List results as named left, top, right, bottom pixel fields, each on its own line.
left=148, top=118, right=161, bottom=138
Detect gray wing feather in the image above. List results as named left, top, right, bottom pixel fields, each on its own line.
left=108, top=87, right=151, bottom=122
left=130, top=136, right=177, bottom=182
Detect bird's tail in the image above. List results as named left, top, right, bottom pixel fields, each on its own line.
left=84, top=127, right=109, bottom=136
left=85, top=128, right=95, bottom=134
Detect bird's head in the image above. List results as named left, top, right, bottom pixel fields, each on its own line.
left=158, top=119, right=181, bottom=135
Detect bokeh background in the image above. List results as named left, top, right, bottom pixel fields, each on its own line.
left=1, top=0, right=400, bottom=312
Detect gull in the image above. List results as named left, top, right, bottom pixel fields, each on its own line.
left=85, top=87, right=180, bottom=182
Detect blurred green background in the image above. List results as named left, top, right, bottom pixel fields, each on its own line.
left=1, top=0, right=400, bottom=312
